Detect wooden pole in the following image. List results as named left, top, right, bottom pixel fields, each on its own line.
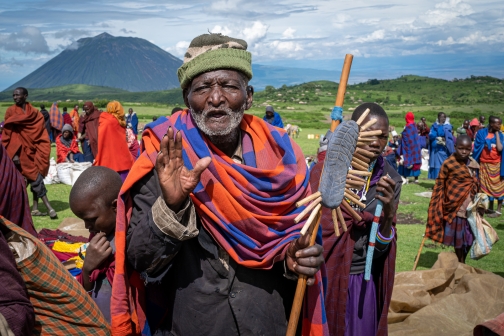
left=413, top=236, right=427, bottom=271
left=286, top=54, right=353, bottom=336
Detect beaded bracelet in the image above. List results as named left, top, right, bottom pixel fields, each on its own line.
left=376, top=226, right=395, bottom=245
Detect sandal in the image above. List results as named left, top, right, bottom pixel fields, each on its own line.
left=31, top=210, right=47, bottom=216
left=49, top=209, right=58, bottom=220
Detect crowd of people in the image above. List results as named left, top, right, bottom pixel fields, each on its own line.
left=0, top=32, right=501, bottom=336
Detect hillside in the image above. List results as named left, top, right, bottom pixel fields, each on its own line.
left=0, top=84, right=184, bottom=105
left=6, top=33, right=183, bottom=92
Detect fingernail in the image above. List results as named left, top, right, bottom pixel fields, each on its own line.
left=295, top=252, right=301, bottom=258
left=293, top=262, right=297, bottom=268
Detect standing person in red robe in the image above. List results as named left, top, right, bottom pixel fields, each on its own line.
left=93, top=101, right=134, bottom=181
left=79, top=101, right=101, bottom=163
left=2, top=87, right=57, bottom=219
left=69, top=104, right=80, bottom=133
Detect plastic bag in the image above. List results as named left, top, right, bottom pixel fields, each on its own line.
left=467, top=193, right=500, bottom=259
left=71, top=162, right=92, bottom=185
left=57, top=163, right=73, bottom=185
left=44, top=157, right=58, bottom=185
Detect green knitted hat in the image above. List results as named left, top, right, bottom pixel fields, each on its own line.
left=177, top=33, right=253, bottom=89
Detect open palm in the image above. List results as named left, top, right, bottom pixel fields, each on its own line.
left=156, top=127, right=211, bottom=212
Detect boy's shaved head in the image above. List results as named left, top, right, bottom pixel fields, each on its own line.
left=70, top=166, right=122, bottom=206
left=456, top=134, right=472, bottom=146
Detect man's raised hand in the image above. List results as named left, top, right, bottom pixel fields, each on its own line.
left=156, top=127, right=211, bottom=212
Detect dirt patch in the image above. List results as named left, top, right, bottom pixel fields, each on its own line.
left=399, top=200, right=413, bottom=205
left=397, top=212, right=424, bottom=225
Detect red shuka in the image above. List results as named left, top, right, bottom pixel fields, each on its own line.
left=55, top=134, right=81, bottom=163
left=2, top=103, right=51, bottom=181
left=93, top=112, right=134, bottom=172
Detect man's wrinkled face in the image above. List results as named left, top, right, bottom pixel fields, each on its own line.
left=13, top=89, right=27, bottom=107
left=83, top=104, right=92, bottom=115
left=184, top=70, right=253, bottom=138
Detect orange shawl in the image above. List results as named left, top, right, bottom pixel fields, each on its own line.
left=2, top=103, right=50, bottom=181
left=69, top=108, right=80, bottom=133
left=94, top=112, right=134, bottom=172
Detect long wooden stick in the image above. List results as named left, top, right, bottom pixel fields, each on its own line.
left=413, top=236, right=427, bottom=271
left=286, top=53, right=353, bottom=336
left=300, top=204, right=322, bottom=235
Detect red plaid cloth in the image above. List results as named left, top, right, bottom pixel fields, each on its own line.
left=426, top=155, right=478, bottom=243
left=0, top=216, right=110, bottom=335
left=49, top=103, right=64, bottom=131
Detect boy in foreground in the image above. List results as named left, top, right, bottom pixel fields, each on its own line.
left=70, top=166, right=122, bottom=323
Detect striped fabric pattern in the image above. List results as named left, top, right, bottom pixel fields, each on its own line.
left=0, top=216, right=110, bottom=336
left=111, top=110, right=328, bottom=335
left=49, top=103, right=64, bottom=131
left=479, top=162, right=504, bottom=201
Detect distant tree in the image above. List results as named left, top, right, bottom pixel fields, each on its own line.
left=265, top=85, right=275, bottom=94
left=368, top=79, right=380, bottom=85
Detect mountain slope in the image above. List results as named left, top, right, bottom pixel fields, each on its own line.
left=6, top=33, right=183, bottom=92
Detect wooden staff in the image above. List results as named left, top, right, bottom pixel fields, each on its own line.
left=286, top=54, right=353, bottom=336
left=413, top=236, right=427, bottom=271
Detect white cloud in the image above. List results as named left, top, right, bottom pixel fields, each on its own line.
left=240, top=21, right=268, bottom=45
left=421, top=0, right=474, bottom=26
left=211, top=25, right=232, bottom=36
left=210, top=0, right=238, bottom=12
left=356, top=29, right=385, bottom=43
left=0, top=27, right=51, bottom=54
left=282, top=27, right=296, bottom=39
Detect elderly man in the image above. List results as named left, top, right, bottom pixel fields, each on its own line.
left=78, top=101, right=101, bottom=162
left=112, top=33, right=327, bottom=335
left=263, top=105, right=284, bottom=128
left=2, top=88, right=57, bottom=219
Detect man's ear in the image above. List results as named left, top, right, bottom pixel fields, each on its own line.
left=183, top=88, right=190, bottom=108
left=112, top=199, right=118, bottom=213
left=245, top=85, right=254, bottom=110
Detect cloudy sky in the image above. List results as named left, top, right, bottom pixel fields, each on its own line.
left=0, top=0, right=503, bottom=90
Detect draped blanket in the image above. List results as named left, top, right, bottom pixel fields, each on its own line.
left=56, top=134, right=81, bottom=163
left=472, top=127, right=504, bottom=178
left=0, top=144, right=37, bottom=236
left=79, top=106, right=101, bottom=157
left=111, top=110, right=328, bottom=335
left=426, top=155, right=479, bottom=243
left=398, top=123, right=421, bottom=167
left=263, top=111, right=284, bottom=128
left=0, top=216, right=110, bottom=335
left=49, top=103, right=64, bottom=131
left=2, top=103, right=51, bottom=181
left=94, top=113, right=134, bottom=172
left=69, top=108, right=80, bottom=132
